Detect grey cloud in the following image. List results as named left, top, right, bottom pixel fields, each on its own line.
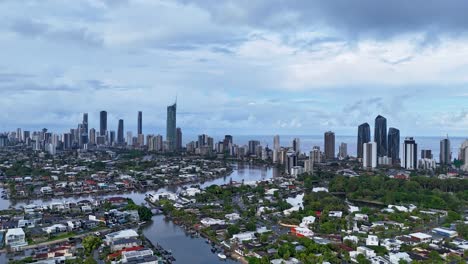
left=381, top=56, right=414, bottom=65
left=177, top=0, right=468, bottom=41
left=0, top=73, right=35, bottom=83
left=9, top=19, right=102, bottom=47
left=211, top=46, right=234, bottom=54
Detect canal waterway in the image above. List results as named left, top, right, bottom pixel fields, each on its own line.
left=1, top=163, right=280, bottom=263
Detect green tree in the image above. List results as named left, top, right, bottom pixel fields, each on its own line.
left=227, top=224, right=240, bottom=237
left=356, top=254, right=371, bottom=264
left=138, top=205, right=153, bottom=221
left=82, top=236, right=102, bottom=256
left=83, top=257, right=98, bottom=264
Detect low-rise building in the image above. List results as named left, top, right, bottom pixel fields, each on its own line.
left=5, top=228, right=27, bottom=247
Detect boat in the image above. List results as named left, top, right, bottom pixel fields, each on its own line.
left=217, top=253, right=227, bottom=260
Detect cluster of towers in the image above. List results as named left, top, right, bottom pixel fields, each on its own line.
left=357, top=115, right=401, bottom=168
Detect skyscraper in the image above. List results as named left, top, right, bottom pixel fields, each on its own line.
left=292, top=138, right=300, bottom=154
left=285, top=150, right=297, bottom=175
left=311, top=146, right=322, bottom=164
left=223, top=135, right=233, bottom=154
left=110, top=131, right=116, bottom=145
left=117, top=119, right=124, bottom=144
left=387, top=127, right=400, bottom=165
left=440, top=137, right=451, bottom=165
left=63, top=133, right=72, bottom=150
left=83, top=113, right=88, bottom=134
left=138, top=111, right=142, bottom=135
left=363, top=142, right=377, bottom=169
left=374, top=115, right=387, bottom=157
left=421, top=149, right=432, bottom=159
left=357, top=123, right=371, bottom=159
left=324, top=131, right=335, bottom=160
left=460, top=140, right=468, bottom=172
left=338, top=143, right=347, bottom=159
left=89, top=128, right=96, bottom=145
left=248, top=140, right=260, bottom=156
left=273, top=135, right=280, bottom=150
left=166, top=102, right=177, bottom=151
left=176, top=127, right=182, bottom=151
left=100, top=111, right=107, bottom=136
left=403, top=137, right=417, bottom=170
left=81, top=113, right=89, bottom=145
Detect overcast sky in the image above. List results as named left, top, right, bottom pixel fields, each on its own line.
left=1, top=0, right=468, bottom=137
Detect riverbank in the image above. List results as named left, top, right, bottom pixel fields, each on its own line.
left=3, top=167, right=234, bottom=202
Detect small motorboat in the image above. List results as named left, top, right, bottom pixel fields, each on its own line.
left=217, top=253, right=227, bottom=260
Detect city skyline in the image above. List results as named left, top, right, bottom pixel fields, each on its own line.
left=0, top=2, right=467, bottom=263
left=1, top=1, right=468, bottom=136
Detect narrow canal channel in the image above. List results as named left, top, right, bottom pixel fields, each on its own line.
left=1, top=163, right=280, bottom=263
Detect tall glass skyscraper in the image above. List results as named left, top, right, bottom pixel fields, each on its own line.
left=82, top=113, right=88, bottom=144
left=374, top=115, right=387, bottom=157
left=100, top=111, right=107, bottom=136
left=117, top=119, right=124, bottom=144
left=387, top=127, right=400, bottom=164
left=166, top=102, right=177, bottom=151
left=138, top=111, right=142, bottom=135
left=357, top=122, right=371, bottom=159
left=440, top=137, right=451, bottom=165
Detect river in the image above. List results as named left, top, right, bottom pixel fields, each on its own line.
left=0, top=163, right=279, bottom=263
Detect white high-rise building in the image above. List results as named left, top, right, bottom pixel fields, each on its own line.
left=403, top=137, right=417, bottom=170
left=418, top=158, right=437, bottom=170
left=338, top=142, right=347, bottom=159
left=304, top=159, right=313, bottom=173
left=273, top=135, right=280, bottom=151
left=126, top=131, right=132, bottom=145
left=459, top=140, right=468, bottom=172
left=363, top=142, right=377, bottom=169
left=47, top=143, right=56, bottom=155
left=310, top=146, right=322, bottom=164
left=16, top=128, right=22, bottom=142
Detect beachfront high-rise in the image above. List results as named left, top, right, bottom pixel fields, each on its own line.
left=357, top=122, right=371, bottom=159
left=387, top=127, right=400, bottom=165
left=324, top=131, right=335, bottom=160
left=374, top=115, right=387, bottom=158
left=166, top=102, right=177, bottom=152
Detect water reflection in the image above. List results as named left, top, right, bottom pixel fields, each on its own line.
left=0, top=164, right=278, bottom=263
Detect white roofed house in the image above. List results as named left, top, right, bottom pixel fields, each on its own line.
left=105, top=229, right=139, bottom=245
left=409, top=232, right=432, bottom=244
left=366, top=235, right=379, bottom=246
left=5, top=228, right=28, bottom=248
left=43, top=224, right=68, bottom=234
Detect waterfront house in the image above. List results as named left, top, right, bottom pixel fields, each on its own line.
left=105, top=229, right=139, bottom=245
left=232, top=231, right=256, bottom=242
left=110, top=238, right=142, bottom=252
left=106, top=197, right=128, bottom=207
